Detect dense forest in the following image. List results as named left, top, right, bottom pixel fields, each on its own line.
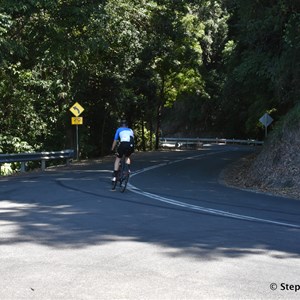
left=0, top=0, right=299, bottom=159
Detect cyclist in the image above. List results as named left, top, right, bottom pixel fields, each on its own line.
left=111, top=120, right=134, bottom=182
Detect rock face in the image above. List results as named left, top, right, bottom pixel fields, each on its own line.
left=223, top=114, right=300, bottom=200
left=247, top=128, right=300, bottom=190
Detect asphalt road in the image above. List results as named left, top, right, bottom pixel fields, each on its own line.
left=1, top=144, right=299, bottom=299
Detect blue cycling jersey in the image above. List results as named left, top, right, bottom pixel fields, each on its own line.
left=114, top=127, right=134, bottom=142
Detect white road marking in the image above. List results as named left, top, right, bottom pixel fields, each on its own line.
left=128, top=151, right=300, bottom=229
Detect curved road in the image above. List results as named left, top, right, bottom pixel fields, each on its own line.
left=1, top=144, right=299, bottom=299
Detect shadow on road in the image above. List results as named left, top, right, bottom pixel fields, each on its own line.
left=1, top=148, right=299, bottom=261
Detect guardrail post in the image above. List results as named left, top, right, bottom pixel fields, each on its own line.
left=20, top=162, right=26, bottom=172
left=41, top=160, right=46, bottom=171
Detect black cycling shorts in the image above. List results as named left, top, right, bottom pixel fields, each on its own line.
left=117, top=142, right=134, bottom=158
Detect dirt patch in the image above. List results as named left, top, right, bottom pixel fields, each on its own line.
left=222, top=150, right=300, bottom=200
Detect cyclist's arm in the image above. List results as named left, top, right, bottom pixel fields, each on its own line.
left=111, top=129, right=120, bottom=151
left=111, top=139, right=117, bottom=151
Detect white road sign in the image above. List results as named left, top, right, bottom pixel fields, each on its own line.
left=259, top=113, right=273, bottom=127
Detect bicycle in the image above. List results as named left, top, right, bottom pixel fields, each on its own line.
left=111, top=155, right=130, bottom=193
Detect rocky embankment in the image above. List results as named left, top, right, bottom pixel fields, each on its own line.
left=223, top=125, right=300, bottom=200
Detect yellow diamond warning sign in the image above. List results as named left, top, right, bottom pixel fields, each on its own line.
left=70, top=102, right=84, bottom=117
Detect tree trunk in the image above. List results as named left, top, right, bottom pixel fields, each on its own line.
left=155, top=77, right=165, bottom=150
left=149, top=117, right=153, bottom=151
left=155, top=104, right=162, bottom=150
left=141, top=118, right=146, bottom=151
left=100, top=112, right=107, bottom=157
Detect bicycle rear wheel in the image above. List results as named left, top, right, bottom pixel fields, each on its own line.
left=120, top=172, right=129, bottom=193
left=119, top=160, right=129, bottom=193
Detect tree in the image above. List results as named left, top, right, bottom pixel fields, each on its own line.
left=136, top=0, right=207, bottom=148
left=221, top=0, right=300, bottom=138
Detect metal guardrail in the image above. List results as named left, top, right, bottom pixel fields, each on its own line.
left=160, top=137, right=263, bottom=149
left=0, top=149, right=75, bottom=173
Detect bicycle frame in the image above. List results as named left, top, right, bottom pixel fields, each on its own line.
left=112, top=155, right=130, bottom=192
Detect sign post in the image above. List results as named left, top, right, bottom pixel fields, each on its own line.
left=259, top=113, right=273, bottom=137
left=69, top=102, right=84, bottom=160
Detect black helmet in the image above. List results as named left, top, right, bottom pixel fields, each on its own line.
left=120, top=119, right=128, bottom=127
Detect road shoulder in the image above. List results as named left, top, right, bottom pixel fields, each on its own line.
left=220, top=152, right=300, bottom=200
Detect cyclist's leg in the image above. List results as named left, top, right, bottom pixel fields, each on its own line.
left=112, top=146, right=123, bottom=181
left=114, top=157, right=121, bottom=173
left=124, top=146, right=134, bottom=172
left=112, top=157, right=121, bottom=181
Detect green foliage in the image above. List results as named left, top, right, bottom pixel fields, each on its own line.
left=0, top=163, right=14, bottom=176
left=134, top=121, right=156, bottom=150
left=0, top=134, right=34, bottom=175
left=0, top=135, right=34, bottom=153
left=221, top=0, right=300, bottom=138
left=0, top=0, right=299, bottom=159
left=270, top=104, right=300, bottom=142
left=0, top=12, right=12, bottom=62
